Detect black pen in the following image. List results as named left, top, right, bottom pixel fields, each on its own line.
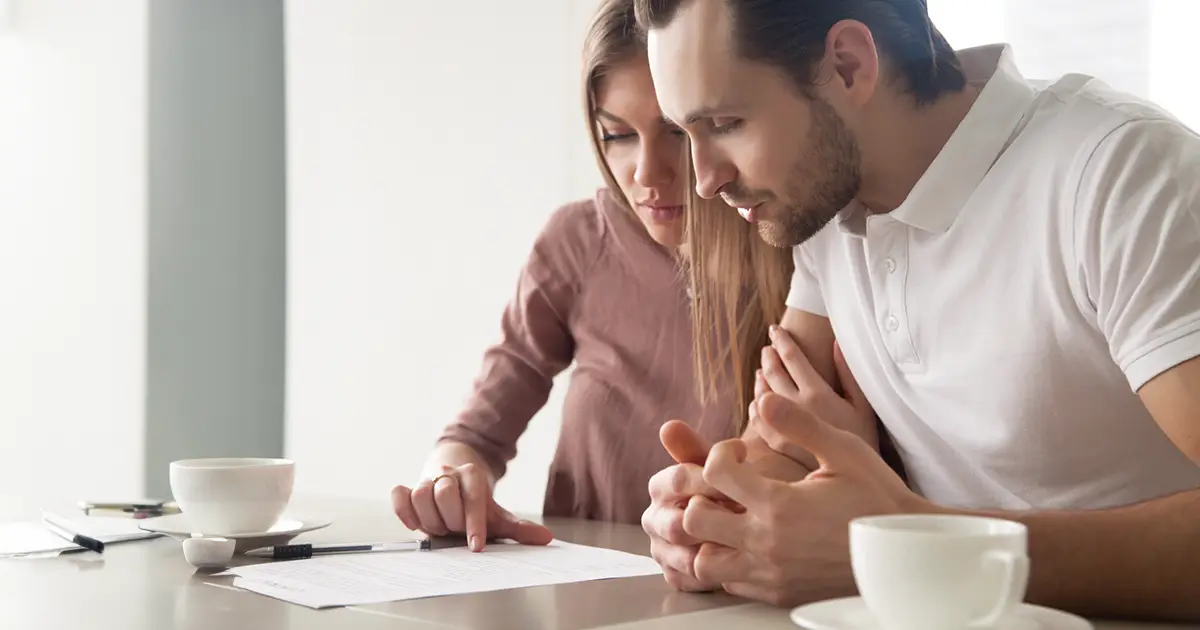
left=42, top=513, right=105, bottom=554
left=246, top=539, right=431, bottom=560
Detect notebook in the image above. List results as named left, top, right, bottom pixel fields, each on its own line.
left=0, top=512, right=162, bottom=558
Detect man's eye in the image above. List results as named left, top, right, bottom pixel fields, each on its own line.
left=711, top=118, right=743, bottom=134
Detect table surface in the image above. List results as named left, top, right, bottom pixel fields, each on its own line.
left=0, top=496, right=1190, bottom=630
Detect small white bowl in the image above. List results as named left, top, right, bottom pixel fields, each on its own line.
left=182, top=536, right=236, bottom=569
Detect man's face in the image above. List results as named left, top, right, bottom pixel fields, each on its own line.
left=646, top=0, right=862, bottom=248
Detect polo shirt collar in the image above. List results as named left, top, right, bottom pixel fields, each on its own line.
left=838, top=44, right=1038, bottom=235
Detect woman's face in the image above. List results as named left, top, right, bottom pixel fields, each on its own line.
left=594, top=57, right=688, bottom=248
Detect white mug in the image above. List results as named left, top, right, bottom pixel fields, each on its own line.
left=850, top=514, right=1029, bottom=630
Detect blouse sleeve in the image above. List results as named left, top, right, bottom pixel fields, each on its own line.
left=436, top=199, right=606, bottom=478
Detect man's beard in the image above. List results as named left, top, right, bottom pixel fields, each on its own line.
left=757, top=98, right=862, bottom=248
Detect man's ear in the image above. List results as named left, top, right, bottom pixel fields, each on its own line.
left=822, top=19, right=880, bottom=107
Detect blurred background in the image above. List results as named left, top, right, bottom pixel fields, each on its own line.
left=2, top=0, right=1198, bottom=516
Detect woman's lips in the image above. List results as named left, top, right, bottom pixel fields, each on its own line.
left=644, top=205, right=684, bottom=222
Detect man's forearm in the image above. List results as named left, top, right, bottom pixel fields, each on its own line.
left=954, top=488, right=1200, bottom=621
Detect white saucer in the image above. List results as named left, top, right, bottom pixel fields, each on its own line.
left=138, top=514, right=332, bottom=553
left=790, top=596, right=1094, bottom=630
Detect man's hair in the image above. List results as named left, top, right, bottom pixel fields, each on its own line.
left=634, top=0, right=965, bottom=104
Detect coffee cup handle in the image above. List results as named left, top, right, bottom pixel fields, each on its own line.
left=969, top=550, right=1030, bottom=628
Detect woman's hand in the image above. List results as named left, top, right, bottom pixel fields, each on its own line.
left=759, top=328, right=878, bottom=450
left=391, top=463, right=553, bottom=551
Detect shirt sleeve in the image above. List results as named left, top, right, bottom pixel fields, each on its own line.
left=437, top=201, right=603, bottom=478
left=1075, top=117, right=1200, bottom=392
left=785, top=244, right=829, bottom=317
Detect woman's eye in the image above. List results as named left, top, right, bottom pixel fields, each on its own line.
left=601, top=130, right=637, bottom=143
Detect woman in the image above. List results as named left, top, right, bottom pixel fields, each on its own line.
left=390, top=0, right=792, bottom=551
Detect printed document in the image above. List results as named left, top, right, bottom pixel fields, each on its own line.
left=218, top=540, right=663, bottom=608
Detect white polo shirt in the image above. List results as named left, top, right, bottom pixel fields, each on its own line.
left=787, top=44, right=1200, bottom=510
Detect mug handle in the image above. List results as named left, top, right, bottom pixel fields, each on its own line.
left=969, top=550, right=1030, bottom=628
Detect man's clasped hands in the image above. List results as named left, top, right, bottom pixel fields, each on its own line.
left=642, top=326, right=932, bottom=606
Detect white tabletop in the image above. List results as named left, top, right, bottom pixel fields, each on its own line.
left=0, top=495, right=1190, bottom=629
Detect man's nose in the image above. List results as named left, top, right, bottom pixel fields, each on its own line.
left=691, top=144, right=730, bottom=200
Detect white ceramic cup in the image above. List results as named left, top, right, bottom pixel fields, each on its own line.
left=850, top=514, right=1030, bottom=630
left=169, top=458, right=295, bottom=535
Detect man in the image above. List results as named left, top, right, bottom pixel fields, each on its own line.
left=634, top=0, right=1200, bottom=621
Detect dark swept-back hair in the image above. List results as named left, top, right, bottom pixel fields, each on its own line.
left=634, top=0, right=966, bottom=105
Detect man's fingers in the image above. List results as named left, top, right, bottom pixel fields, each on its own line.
left=649, top=463, right=728, bottom=503
left=759, top=393, right=862, bottom=472
left=681, top=494, right=748, bottom=550
left=651, top=538, right=719, bottom=593
left=410, top=480, right=449, bottom=536
left=390, top=485, right=419, bottom=531
left=761, top=347, right=798, bottom=396
left=649, top=537, right=699, bottom=576
left=663, top=567, right=716, bottom=593
left=693, top=543, right=760, bottom=586
left=661, top=567, right=692, bottom=591
left=643, top=502, right=700, bottom=546
left=660, top=420, right=711, bottom=465
left=457, top=465, right=490, bottom=551
left=702, top=439, right=775, bottom=509
left=833, top=341, right=868, bottom=410
left=721, top=581, right=792, bottom=607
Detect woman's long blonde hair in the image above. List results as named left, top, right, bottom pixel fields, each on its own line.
left=581, top=0, right=643, bottom=210
left=686, top=189, right=793, bottom=432
left=581, top=0, right=792, bottom=432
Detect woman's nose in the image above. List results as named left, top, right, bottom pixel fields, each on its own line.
left=634, top=139, right=677, bottom=189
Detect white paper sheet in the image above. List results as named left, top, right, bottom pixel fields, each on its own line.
left=0, top=513, right=161, bottom=558
left=218, top=540, right=664, bottom=608
left=0, top=523, right=78, bottom=557
left=48, top=513, right=163, bottom=542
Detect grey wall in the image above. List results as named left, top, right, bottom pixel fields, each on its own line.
left=145, top=0, right=287, bottom=496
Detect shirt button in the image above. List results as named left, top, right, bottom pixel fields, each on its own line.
left=883, top=257, right=897, bottom=273
left=885, top=315, right=900, bottom=332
